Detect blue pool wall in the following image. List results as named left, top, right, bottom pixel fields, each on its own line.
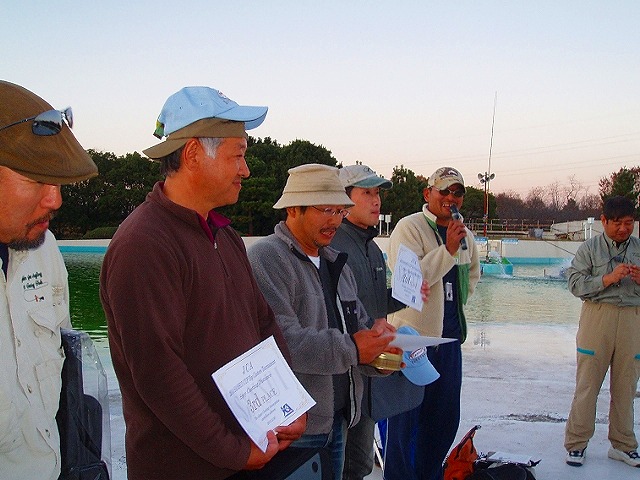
left=58, top=238, right=583, bottom=262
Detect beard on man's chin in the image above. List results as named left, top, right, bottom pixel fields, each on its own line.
left=7, top=232, right=47, bottom=251
left=7, top=212, right=54, bottom=251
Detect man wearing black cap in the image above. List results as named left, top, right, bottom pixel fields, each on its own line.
left=99, top=86, right=305, bottom=480
left=0, top=81, right=98, bottom=480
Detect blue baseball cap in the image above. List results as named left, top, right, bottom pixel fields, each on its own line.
left=398, top=326, right=440, bottom=386
left=156, top=86, right=267, bottom=136
left=143, top=86, right=268, bottom=159
left=339, top=165, right=392, bottom=189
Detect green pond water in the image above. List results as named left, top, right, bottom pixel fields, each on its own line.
left=467, top=262, right=582, bottom=326
left=63, top=253, right=581, bottom=341
left=64, top=252, right=108, bottom=338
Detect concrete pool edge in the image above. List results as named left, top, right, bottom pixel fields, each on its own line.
left=58, top=238, right=583, bottom=260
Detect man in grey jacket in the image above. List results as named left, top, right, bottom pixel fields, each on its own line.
left=332, top=164, right=404, bottom=479
left=248, top=164, right=399, bottom=480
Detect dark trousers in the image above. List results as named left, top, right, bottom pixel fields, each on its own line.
left=383, top=341, right=462, bottom=480
left=343, top=414, right=375, bottom=480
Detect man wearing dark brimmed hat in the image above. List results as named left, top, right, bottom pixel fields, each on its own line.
left=384, top=166, right=480, bottom=480
left=100, top=86, right=305, bottom=480
left=0, top=80, right=98, bottom=480
left=247, top=163, right=401, bottom=479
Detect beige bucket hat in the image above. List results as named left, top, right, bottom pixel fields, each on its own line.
left=273, top=164, right=355, bottom=209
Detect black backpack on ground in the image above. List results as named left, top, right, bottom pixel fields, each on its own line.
left=469, top=462, right=536, bottom=480
left=56, top=329, right=110, bottom=480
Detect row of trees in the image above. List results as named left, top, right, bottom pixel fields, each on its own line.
left=50, top=137, right=640, bottom=239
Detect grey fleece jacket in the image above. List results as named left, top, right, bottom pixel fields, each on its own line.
left=247, top=222, right=381, bottom=435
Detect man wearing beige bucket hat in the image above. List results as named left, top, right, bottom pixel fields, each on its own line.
left=100, top=86, right=305, bottom=480
left=247, top=163, right=401, bottom=479
left=0, top=80, right=98, bottom=480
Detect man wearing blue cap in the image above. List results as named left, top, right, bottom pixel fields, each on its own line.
left=384, top=166, right=480, bottom=480
left=100, top=86, right=305, bottom=480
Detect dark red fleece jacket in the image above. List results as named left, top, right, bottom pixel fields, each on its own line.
left=100, top=182, right=289, bottom=480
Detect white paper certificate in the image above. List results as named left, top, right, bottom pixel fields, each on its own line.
left=211, top=336, right=315, bottom=452
left=391, top=244, right=424, bottom=311
left=388, top=333, right=456, bottom=350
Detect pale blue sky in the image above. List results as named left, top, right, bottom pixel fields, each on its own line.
left=2, top=1, right=639, bottom=198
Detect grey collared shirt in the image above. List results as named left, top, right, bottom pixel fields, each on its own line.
left=567, top=232, right=640, bottom=306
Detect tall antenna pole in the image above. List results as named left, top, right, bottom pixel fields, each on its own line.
left=479, top=92, right=497, bottom=240
left=488, top=92, right=497, bottom=179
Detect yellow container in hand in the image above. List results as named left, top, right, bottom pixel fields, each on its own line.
left=368, top=352, right=403, bottom=371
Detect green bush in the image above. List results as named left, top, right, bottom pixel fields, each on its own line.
left=83, top=226, right=118, bottom=239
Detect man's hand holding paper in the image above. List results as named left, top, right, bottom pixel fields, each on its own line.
left=353, top=318, right=401, bottom=364
left=274, top=413, right=307, bottom=450
left=392, top=244, right=425, bottom=311
left=212, top=336, right=314, bottom=453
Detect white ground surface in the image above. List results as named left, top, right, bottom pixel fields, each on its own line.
left=367, top=323, right=640, bottom=479
left=99, top=322, right=639, bottom=479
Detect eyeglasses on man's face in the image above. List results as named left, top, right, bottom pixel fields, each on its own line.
left=0, top=107, right=73, bottom=136
left=311, top=206, right=351, bottom=218
left=437, top=187, right=465, bottom=198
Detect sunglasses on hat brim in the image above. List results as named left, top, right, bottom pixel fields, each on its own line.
left=0, top=107, right=73, bottom=136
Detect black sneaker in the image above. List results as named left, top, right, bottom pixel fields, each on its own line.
left=566, top=449, right=585, bottom=466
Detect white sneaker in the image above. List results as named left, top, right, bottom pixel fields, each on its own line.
left=608, top=447, right=640, bottom=467
left=566, top=449, right=586, bottom=466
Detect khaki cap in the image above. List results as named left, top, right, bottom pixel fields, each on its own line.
left=427, top=166, right=466, bottom=192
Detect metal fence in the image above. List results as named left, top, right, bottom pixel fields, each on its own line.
left=465, top=218, right=555, bottom=236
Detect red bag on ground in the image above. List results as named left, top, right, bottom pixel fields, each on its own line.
left=443, top=425, right=481, bottom=480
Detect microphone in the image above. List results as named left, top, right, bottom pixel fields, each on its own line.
left=449, top=205, right=468, bottom=251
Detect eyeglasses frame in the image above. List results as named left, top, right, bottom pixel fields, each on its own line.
left=310, top=206, right=351, bottom=218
